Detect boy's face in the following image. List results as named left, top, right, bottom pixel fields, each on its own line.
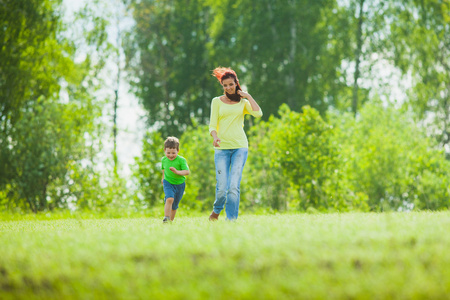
left=164, top=147, right=179, bottom=161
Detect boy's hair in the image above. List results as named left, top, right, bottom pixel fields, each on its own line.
left=164, top=136, right=180, bottom=150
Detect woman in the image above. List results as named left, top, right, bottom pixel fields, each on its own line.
left=208, top=67, right=263, bottom=221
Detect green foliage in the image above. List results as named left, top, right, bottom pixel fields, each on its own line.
left=132, top=131, right=165, bottom=208
left=227, top=0, right=347, bottom=114
left=388, top=0, right=450, bottom=148
left=126, top=0, right=450, bottom=213
left=180, top=126, right=215, bottom=211
left=243, top=116, right=289, bottom=212
left=1, top=0, right=449, bottom=214
left=132, top=126, right=215, bottom=212
left=270, top=105, right=341, bottom=211
left=0, top=0, right=63, bottom=124
left=125, top=0, right=352, bottom=137
left=0, top=0, right=115, bottom=213
left=244, top=104, right=367, bottom=212
left=332, top=100, right=450, bottom=211
left=125, top=0, right=214, bottom=137
left=3, top=96, right=105, bottom=212
left=138, top=101, right=448, bottom=213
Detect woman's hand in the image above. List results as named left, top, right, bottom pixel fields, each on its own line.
left=238, top=90, right=260, bottom=111
left=211, top=130, right=221, bottom=147
left=213, top=137, right=221, bottom=147
left=238, top=90, right=251, bottom=98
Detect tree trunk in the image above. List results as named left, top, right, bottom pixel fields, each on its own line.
left=113, top=4, right=122, bottom=177
left=288, top=17, right=297, bottom=111
left=352, top=0, right=365, bottom=115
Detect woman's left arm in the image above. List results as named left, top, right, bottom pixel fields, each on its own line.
left=239, top=91, right=260, bottom=111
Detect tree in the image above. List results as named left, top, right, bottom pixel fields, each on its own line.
left=125, top=0, right=214, bottom=137
left=333, top=100, right=450, bottom=211
left=180, top=125, right=215, bottom=211
left=0, top=0, right=112, bottom=212
left=389, top=0, right=450, bottom=153
left=0, top=0, right=62, bottom=129
left=126, top=0, right=356, bottom=136
left=270, top=104, right=346, bottom=211
left=132, top=131, right=164, bottom=208
left=5, top=97, right=103, bottom=212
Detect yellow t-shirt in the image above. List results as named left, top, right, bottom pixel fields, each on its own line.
left=209, top=97, right=263, bottom=149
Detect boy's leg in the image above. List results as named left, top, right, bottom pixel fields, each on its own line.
left=164, top=198, right=174, bottom=219
left=170, top=209, right=177, bottom=221
left=170, top=182, right=185, bottom=221
left=162, top=180, right=176, bottom=222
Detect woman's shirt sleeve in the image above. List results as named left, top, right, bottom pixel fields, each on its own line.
left=209, top=98, right=219, bottom=133
left=244, top=99, right=263, bottom=118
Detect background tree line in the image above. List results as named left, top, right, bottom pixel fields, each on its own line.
left=0, top=0, right=449, bottom=213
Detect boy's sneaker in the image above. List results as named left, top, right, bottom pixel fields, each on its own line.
left=163, top=217, right=170, bottom=223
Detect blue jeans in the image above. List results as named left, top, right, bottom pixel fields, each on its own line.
left=213, top=148, right=248, bottom=220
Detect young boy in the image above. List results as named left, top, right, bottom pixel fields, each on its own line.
left=161, top=136, right=190, bottom=223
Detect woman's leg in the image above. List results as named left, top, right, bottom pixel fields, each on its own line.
left=225, top=148, right=248, bottom=220
left=213, top=149, right=231, bottom=215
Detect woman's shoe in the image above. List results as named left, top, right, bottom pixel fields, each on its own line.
left=209, top=211, right=220, bottom=221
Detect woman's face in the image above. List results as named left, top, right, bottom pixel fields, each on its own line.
left=221, top=78, right=237, bottom=94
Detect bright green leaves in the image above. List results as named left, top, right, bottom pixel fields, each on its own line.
left=6, top=97, right=95, bottom=212
left=147, top=101, right=450, bottom=213
left=132, top=131, right=165, bottom=208
left=126, top=0, right=349, bottom=136
left=0, top=0, right=109, bottom=212
left=244, top=104, right=347, bottom=212
left=388, top=0, right=450, bottom=146
left=334, top=101, right=450, bottom=211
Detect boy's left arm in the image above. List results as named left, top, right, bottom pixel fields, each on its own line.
left=169, top=159, right=190, bottom=176
left=171, top=169, right=190, bottom=176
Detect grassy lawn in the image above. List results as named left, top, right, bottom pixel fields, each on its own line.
left=1, top=212, right=450, bottom=299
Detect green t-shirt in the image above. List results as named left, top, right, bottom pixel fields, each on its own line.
left=161, top=155, right=189, bottom=185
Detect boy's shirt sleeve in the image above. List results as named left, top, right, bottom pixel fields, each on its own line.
left=180, top=157, right=189, bottom=171
left=161, top=157, right=165, bottom=170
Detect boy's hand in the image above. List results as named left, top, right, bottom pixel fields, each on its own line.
left=169, top=167, right=177, bottom=174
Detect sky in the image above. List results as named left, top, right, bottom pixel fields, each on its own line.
left=62, top=0, right=147, bottom=177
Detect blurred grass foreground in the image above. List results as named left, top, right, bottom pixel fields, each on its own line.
left=1, top=212, right=450, bottom=299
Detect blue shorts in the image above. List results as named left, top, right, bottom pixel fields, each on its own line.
left=163, top=179, right=186, bottom=210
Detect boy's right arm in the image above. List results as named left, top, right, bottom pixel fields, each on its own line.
left=161, top=170, right=164, bottom=184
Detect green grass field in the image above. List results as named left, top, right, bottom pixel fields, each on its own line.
left=1, top=212, right=450, bottom=299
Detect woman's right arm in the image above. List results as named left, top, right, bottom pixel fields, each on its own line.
left=210, top=130, right=221, bottom=147
left=209, top=98, right=221, bottom=147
